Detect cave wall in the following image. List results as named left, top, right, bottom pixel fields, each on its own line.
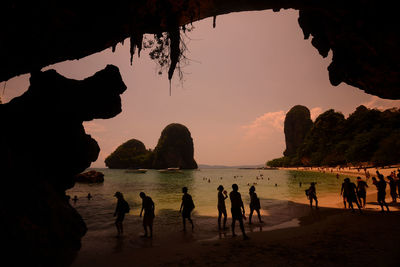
left=0, top=65, right=126, bottom=266
left=1, top=0, right=399, bottom=99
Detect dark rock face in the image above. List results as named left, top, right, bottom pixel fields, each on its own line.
left=75, top=170, right=105, bottom=183
left=105, top=139, right=152, bottom=169
left=283, top=105, right=313, bottom=157
left=153, top=123, right=198, bottom=169
left=1, top=1, right=399, bottom=99
left=0, top=65, right=126, bottom=266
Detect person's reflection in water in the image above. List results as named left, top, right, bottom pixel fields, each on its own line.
left=217, top=185, right=228, bottom=230
left=180, top=187, right=195, bottom=232
left=229, top=184, right=249, bottom=240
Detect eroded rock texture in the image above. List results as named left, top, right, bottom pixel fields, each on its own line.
left=153, top=123, right=198, bottom=169
left=284, top=105, right=313, bottom=157
left=0, top=65, right=126, bottom=266
left=1, top=1, right=399, bottom=98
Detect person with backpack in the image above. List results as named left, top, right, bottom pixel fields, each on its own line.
left=179, top=187, right=195, bottom=231
left=113, top=191, right=130, bottom=237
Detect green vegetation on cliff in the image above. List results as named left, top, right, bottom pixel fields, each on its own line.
left=105, top=139, right=153, bottom=169
left=104, top=123, right=197, bottom=169
left=267, top=105, right=400, bottom=167
left=153, top=123, right=198, bottom=169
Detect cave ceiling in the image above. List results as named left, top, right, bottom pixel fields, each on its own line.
left=1, top=0, right=399, bottom=99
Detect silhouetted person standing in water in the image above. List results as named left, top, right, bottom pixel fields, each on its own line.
left=180, top=187, right=195, bottom=231
left=372, top=176, right=389, bottom=212
left=114, top=191, right=130, bottom=237
left=139, top=192, right=155, bottom=238
left=72, top=195, right=78, bottom=204
left=217, top=185, right=228, bottom=230
left=249, top=186, right=263, bottom=224
left=87, top=193, right=92, bottom=200
left=387, top=176, right=397, bottom=203
left=229, top=184, right=249, bottom=239
left=356, top=177, right=368, bottom=208
left=342, top=178, right=362, bottom=213
left=306, top=182, right=318, bottom=209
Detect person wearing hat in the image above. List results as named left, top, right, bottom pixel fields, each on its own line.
left=217, top=185, right=228, bottom=230
left=249, top=186, right=263, bottom=224
left=113, top=191, right=130, bottom=236
left=307, top=182, right=318, bottom=209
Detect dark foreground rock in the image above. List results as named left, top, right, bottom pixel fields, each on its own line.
left=75, top=170, right=105, bottom=183
left=0, top=65, right=126, bottom=266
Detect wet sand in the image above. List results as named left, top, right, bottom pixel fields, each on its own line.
left=71, top=196, right=400, bottom=266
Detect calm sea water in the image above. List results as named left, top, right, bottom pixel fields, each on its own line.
left=67, top=168, right=345, bottom=218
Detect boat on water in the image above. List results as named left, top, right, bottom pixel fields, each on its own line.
left=125, top=169, right=148, bottom=173
left=157, top=167, right=182, bottom=173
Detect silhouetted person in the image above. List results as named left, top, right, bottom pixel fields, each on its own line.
left=387, top=176, right=397, bottom=203
left=372, top=177, right=389, bottom=212
left=340, top=180, right=347, bottom=209
left=306, top=182, right=318, bottom=209
left=299, top=182, right=302, bottom=187
left=356, top=177, right=368, bottom=208
left=248, top=186, right=263, bottom=224
left=87, top=193, right=92, bottom=200
left=342, top=178, right=362, bottom=213
left=229, top=184, right=248, bottom=239
left=72, top=195, right=78, bottom=204
left=397, top=169, right=400, bottom=198
left=217, top=185, right=228, bottom=230
left=180, top=187, right=194, bottom=231
left=114, top=191, right=130, bottom=236
left=139, top=192, right=155, bottom=238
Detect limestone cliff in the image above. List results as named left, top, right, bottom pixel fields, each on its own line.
left=283, top=105, right=313, bottom=157
left=153, top=123, right=198, bottom=169
left=105, top=139, right=153, bottom=169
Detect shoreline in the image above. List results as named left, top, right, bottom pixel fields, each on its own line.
left=279, top=165, right=399, bottom=178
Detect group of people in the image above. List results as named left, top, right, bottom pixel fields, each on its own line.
left=113, top=184, right=264, bottom=240
left=306, top=169, right=400, bottom=213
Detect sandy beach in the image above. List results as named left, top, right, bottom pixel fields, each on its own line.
left=71, top=193, right=400, bottom=267
left=281, top=165, right=400, bottom=179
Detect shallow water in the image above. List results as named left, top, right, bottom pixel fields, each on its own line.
left=68, top=168, right=346, bottom=222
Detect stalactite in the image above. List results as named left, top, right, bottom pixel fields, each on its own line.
left=213, top=15, right=216, bottom=28
left=168, top=27, right=180, bottom=82
left=130, top=35, right=136, bottom=65
left=112, top=44, right=116, bottom=52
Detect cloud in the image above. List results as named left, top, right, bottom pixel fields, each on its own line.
left=241, top=111, right=285, bottom=140
left=361, top=96, right=400, bottom=110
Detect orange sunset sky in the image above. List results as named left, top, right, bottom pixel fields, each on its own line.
left=2, top=10, right=400, bottom=167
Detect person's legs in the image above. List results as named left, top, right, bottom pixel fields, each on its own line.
left=143, top=221, right=148, bottom=237
left=256, top=209, right=263, bottom=223
left=231, top=218, right=236, bottom=236
left=188, top=214, right=194, bottom=230
left=222, top=210, right=227, bottom=229
left=343, top=197, right=347, bottom=208
left=249, top=208, right=254, bottom=224
left=182, top=217, right=186, bottom=231
left=238, top=218, right=248, bottom=239
left=218, top=210, right=222, bottom=229
left=149, top=224, right=153, bottom=237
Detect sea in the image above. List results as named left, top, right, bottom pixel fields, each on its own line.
left=68, top=168, right=346, bottom=217
left=67, top=168, right=352, bottom=258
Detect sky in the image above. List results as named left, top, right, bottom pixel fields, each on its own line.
left=2, top=10, right=400, bottom=167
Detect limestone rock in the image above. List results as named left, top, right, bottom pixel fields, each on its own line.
left=283, top=105, right=313, bottom=157
left=75, top=170, right=105, bottom=183
left=153, top=123, right=198, bottom=169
